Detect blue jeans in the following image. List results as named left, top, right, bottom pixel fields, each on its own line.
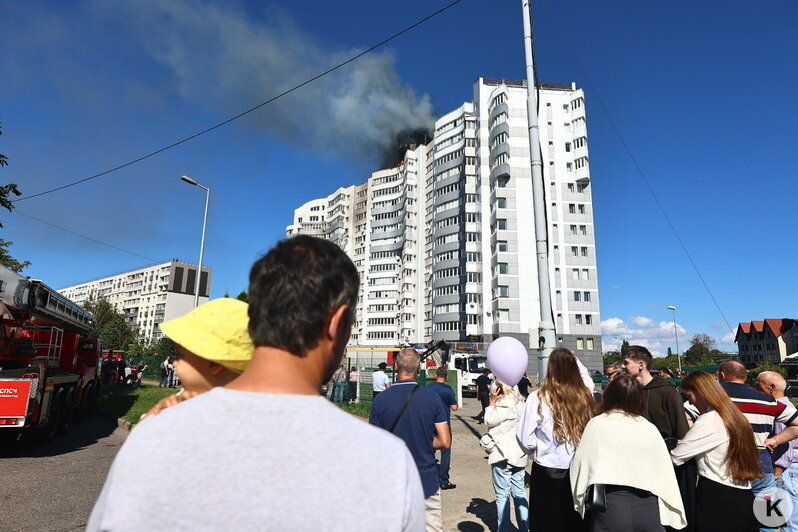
left=437, top=448, right=451, bottom=486
left=491, top=463, right=529, bottom=532
left=753, top=473, right=776, bottom=532
left=777, top=464, right=798, bottom=532
left=333, top=382, right=346, bottom=402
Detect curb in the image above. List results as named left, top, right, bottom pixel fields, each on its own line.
left=96, top=408, right=132, bottom=432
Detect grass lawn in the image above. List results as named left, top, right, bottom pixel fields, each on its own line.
left=98, top=384, right=179, bottom=426
left=337, top=402, right=371, bottom=419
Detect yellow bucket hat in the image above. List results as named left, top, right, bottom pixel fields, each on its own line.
left=159, top=298, right=253, bottom=372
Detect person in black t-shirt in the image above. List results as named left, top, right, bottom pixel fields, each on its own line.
left=516, top=373, right=532, bottom=399
left=473, top=368, right=492, bottom=424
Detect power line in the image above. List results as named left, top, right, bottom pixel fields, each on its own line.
left=537, top=0, right=734, bottom=334
left=14, top=209, right=160, bottom=262
left=14, top=0, right=468, bottom=203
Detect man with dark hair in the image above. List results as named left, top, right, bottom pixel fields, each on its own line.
left=370, top=348, right=451, bottom=532
left=622, top=345, right=688, bottom=439
left=428, top=366, right=458, bottom=491
left=89, top=236, right=425, bottom=531
left=474, top=367, right=492, bottom=424
left=719, top=360, right=798, bottom=532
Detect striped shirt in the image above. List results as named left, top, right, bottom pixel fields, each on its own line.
left=721, top=381, right=798, bottom=474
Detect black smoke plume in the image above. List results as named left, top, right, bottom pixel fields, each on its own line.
left=379, top=128, right=432, bottom=169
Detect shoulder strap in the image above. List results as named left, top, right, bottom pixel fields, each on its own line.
left=389, top=385, right=421, bottom=433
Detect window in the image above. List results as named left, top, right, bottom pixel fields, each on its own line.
left=578, top=204, right=586, bottom=214
left=565, top=142, right=571, bottom=152
left=497, top=219, right=507, bottom=230
left=570, top=224, right=577, bottom=235
left=497, top=197, right=507, bottom=208
left=574, top=291, right=581, bottom=301
left=577, top=182, right=588, bottom=193
left=580, top=225, right=587, bottom=235
left=569, top=204, right=576, bottom=214
left=498, top=241, right=508, bottom=252
left=585, top=314, right=593, bottom=325
left=498, top=263, right=509, bottom=274
left=571, top=246, right=579, bottom=257
left=583, top=291, right=591, bottom=302
left=580, top=247, right=588, bottom=257
left=566, top=163, right=573, bottom=172
left=576, top=338, right=585, bottom=349
left=497, top=176, right=510, bottom=188
left=572, top=268, right=579, bottom=280
left=586, top=338, right=594, bottom=350
left=568, top=183, right=575, bottom=192
left=581, top=269, right=590, bottom=280
left=575, top=314, right=583, bottom=325
left=498, top=286, right=509, bottom=298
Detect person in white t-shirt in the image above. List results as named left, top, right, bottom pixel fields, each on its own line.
left=372, top=362, right=391, bottom=398
left=88, top=235, right=425, bottom=531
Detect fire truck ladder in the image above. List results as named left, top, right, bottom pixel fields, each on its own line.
left=25, top=326, right=64, bottom=368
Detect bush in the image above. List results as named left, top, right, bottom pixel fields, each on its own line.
left=749, top=362, right=787, bottom=382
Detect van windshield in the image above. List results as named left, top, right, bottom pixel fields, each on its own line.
left=468, top=356, right=487, bottom=373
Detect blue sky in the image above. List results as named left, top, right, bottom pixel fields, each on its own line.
left=1, top=0, right=796, bottom=355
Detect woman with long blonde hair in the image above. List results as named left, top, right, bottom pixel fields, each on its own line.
left=517, top=347, right=596, bottom=531
left=672, top=371, right=762, bottom=531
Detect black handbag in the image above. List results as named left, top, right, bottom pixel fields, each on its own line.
left=585, top=484, right=607, bottom=514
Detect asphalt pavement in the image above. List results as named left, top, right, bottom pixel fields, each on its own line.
left=0, top=414, right=127, bottom=532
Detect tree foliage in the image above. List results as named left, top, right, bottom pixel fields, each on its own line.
left=750, top=362, right=787, bottom=381
left=684, top=334, right=717, bottom=364
left=603, top=351, right=621, bottom=367
left=236, top=290, right=249, bottom=303
left=0, top=238, right=30, bottom=272
left=83, top=297, right=137, bottom=350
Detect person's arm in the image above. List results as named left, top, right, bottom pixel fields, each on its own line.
left=432, top=422, right=452, bottom=449
left=668, top=388, right=690, bottom=439
left=575, top=358, right=595, bottom=392
left=764, top=401, right=798, bottom=450
left=516, top=392, right=541, bottom=453
left=671, top=414, right=722, bottom=465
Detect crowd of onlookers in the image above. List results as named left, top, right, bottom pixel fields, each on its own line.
left=84, top=234, right=798, bottom=531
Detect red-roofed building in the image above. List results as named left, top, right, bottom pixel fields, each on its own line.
left=736, top=318, right=798, bottom=363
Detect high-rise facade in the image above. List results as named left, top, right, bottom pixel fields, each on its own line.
left=286, top=78, right=602, bottom=370
left=58, top=260, right=211, bottom=342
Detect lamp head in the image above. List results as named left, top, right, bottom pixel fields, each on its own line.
left=667, top=306, right=676, bottom=310
left=180, top=175, right=198, bottom=186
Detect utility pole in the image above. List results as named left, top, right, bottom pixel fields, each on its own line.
left=522, top=0, right=556, bottom=379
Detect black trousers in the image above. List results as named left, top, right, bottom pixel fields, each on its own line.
left=591, top=488, right=663, bottom=532
left=477, top=392, right=489, bottom=420
left=695, top=477, right=756, bottom=532
left=530, top=462, right=586, bottom=532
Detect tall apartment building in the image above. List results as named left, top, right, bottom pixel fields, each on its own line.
left=58, top=260, right=211, bottom=342
left=285, top=77, right=602, bottom=370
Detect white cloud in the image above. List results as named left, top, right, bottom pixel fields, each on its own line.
left=601, top=316, right=687, bottom=357
left=631, top=316, right=656, bottom=328
left=709, top=322, right=727, bottom=330
left=720, top=331, right=736, bottom=345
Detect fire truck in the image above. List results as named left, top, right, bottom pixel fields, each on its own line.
left=0, top=265, right=101, bottom=441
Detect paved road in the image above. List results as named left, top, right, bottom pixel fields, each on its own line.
left=0, top=415, right=127, bottom=532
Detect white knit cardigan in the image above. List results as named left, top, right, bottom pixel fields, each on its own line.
left=570, top=411, right=687, bottom=530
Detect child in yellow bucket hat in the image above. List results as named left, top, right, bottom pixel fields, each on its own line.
left=143, top=298, right=253, bottom=417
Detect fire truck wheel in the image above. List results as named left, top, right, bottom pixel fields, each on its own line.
left=43, top=390, right=65, bottom=442
left=58, top=388, right=76, bottom=435
left=81, top=383, right=98, bottom=417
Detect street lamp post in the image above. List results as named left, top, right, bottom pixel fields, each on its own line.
left=180, top=175, right=210, bottom=308
left=667, top=305, right=681, bottom=373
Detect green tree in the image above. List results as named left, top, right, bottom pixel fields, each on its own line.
left=0, top=238, right=30, bottom=272
left=83, top=297, right=137, bottom=350
left=621, top=340, right=630, bottom=354
left=667, top=347, right=673, bottom=357
left=603, top=350, right=621, bottom=367
left=684, top=334, right=716, bottom=364
left=236, top=290, right=249, bottom=303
